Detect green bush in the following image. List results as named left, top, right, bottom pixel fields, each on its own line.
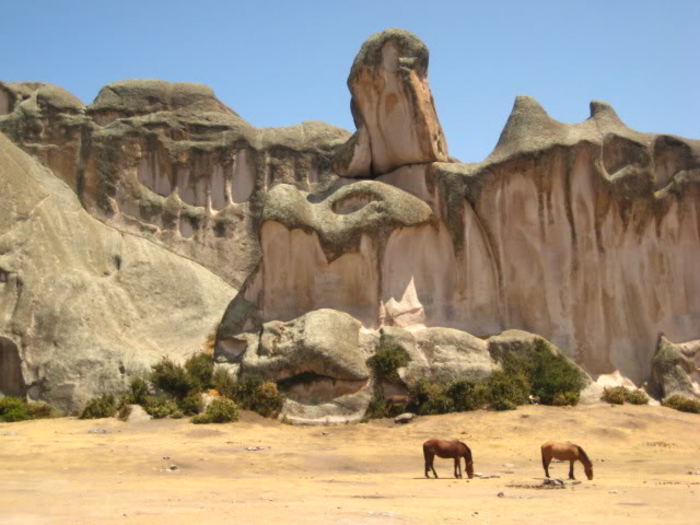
left=212, top=367, right=237, bottom=399
left=367, top=344, right=410, bottom=382
left=601, top=386, right=626, bottom=404
left=0, top=397, right=32, bottom=422
left=365, top=392, right=390, bottom=419
left=192, top=398, right=239, bottom=424
left=624, top=389, right=649, bottom=405
left=143, top=395, right=179, bottom=419
left=408, top=380, right=454, bottom=415
left=446, top=379, right=490, bottom=411
left=128, top=377, right=149, bottom=405
left=487, top=370, right=530, bottom=410
left=178, top=391, right=203, bottom=416
left=79, top=394, right=118, bottom=419
left=662, top=394, right=700, bottom=414
left=501, top=340, right=584, bottom=406
left=184, top=353, right=214, bottom=391
left=150, top=357, right=195, bottom=399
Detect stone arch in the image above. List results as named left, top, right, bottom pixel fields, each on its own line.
left=0, top=336, right=25, bottom=397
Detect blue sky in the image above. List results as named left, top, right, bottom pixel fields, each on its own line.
left=2, top=1, right=698, bottom=162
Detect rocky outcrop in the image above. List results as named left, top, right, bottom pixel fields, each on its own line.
left=0, top=79, right=349, bottom=288
left=651, top=335, right=700, bottom=398
left=333, top=29, right=448, bottom=177
left=1, top=29, right=698, bottom=416
left=0, top=132, right=234, bottom=411
left=216, top=307, right=580, bottom=423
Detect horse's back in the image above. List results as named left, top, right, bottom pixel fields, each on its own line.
left=542, top=441, right=578, bottom=460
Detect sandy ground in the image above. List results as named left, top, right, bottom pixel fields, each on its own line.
left=1, top=404, right=699, bottom=524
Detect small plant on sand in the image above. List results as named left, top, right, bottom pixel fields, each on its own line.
left=79, top=394, right=118, bottom=419
left=127, top=377, right=149, bottom=405
left=143, top=395, right=179, bottom=419
left=624, top=389, right=649, bottom=405
left=662, top=394, right=700, bottom=414
left=0, top=396, right=32, bottom=422
left=192, top=398, right=239, bottom=424
left=178, top=391, right=204, bottom=416
left=26, top=401, right=60, bottom=419
left=601, top=386, right=627, bottom=404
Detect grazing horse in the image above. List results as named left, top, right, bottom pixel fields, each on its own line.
left=423, top=439, right=474, bottom=479
left=540, top=441, right=593, bottom=480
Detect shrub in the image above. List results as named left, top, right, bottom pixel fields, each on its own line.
left=446, top=379, right=490, bottom=411
left=233, top=375, right=263, bottom=408
left=150, top=357, right=195, bottom=399
left=117, top=404, right=132, bottom=421
left=601, top=386, right=627, bottom=404
left=0, top=397, right=32, bottom=422
left=501, top=340, right=584, bottom=406
left=408, top=380, right=454, bottom=415
left=178, top=392, right=203, bottom=416
left=143, top=395, right=179, bottom=419
left=365, top=392, right=390, bottom=419
left=184, top=353, right=214, bottom=391
left=27, top=401, right=58, bottom=419
left=212, top=367, right=237, bottom=399
left=663, top=394, right=700, bottom=414
left=192, top=398, right=239, bottom=424
left=128, top=377, right=149, bottom=405
left=367, top=344, right=410, bottom=382
left=624, top=389, right=649, bottom=405
left=79, top=394, right=117, bottom=419
left=487, top=370, right=530, bottom=410
left=251, top=381, right=284, bottom=418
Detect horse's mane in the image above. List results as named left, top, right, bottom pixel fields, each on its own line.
left=576, top=445, right=591, bottom=465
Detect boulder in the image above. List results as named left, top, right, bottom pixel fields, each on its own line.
left=0, top=132, right=233, bottom=411
left=651, top=335, right=700, bottom=398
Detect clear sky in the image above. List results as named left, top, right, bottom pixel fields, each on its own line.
left=2, top=0, right=698, bottom=162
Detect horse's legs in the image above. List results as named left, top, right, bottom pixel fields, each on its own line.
left=541, top=450, right=551, bottom=478
left=424, top=451, right=438, bottom=479
left=568, top=460, right=576, bottom=480
left=453, top=457, right=461, bottom=478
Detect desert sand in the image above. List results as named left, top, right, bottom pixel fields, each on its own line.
left=1, top=404, right=699, bottom=524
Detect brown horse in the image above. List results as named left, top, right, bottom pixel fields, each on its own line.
left=540, top=441, right=593, bottom=480
left=423, top=439, right=474, bottom=479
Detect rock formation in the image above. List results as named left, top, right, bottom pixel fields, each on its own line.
left=1, top=29, right=698, bottom=418
left=651, top=335, right=700, bottom=398
left=0, top=133, right=233, bottom=411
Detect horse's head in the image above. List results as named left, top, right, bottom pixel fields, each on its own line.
left=466, top=460, right=474, bottom=479
left=584, top=464, right=593, bottom=480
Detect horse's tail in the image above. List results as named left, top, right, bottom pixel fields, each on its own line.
left=422, top=441, right=431, bottom=461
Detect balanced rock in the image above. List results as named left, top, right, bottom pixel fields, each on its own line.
left=333, top=29, right=448, bottom=177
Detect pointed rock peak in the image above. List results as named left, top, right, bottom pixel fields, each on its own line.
left=589, top=100, right=623, bottom=123
left=492, top=95, right=564, bottom=156
left=512, top=95, right=552, bottom=120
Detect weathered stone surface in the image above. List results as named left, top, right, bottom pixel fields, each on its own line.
left=0, top=132, right=233, bottom=411
left=333, top=29, right=448, bottom=177
left=0, top=79, right=349, bottom=289
left=651, top=335, right=700, bottom=398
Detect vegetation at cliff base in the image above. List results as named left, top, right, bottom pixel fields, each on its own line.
left=601, top=386, right=649, bottom=405
left=662, top=394, right=700, bottom=414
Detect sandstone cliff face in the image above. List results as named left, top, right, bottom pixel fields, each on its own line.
left=217, top=30, right=700, bottom=388
left=1, top=29, right=698, bottom=416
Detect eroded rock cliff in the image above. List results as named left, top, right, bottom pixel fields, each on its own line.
left=1, top=29, right=698, bottom=417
